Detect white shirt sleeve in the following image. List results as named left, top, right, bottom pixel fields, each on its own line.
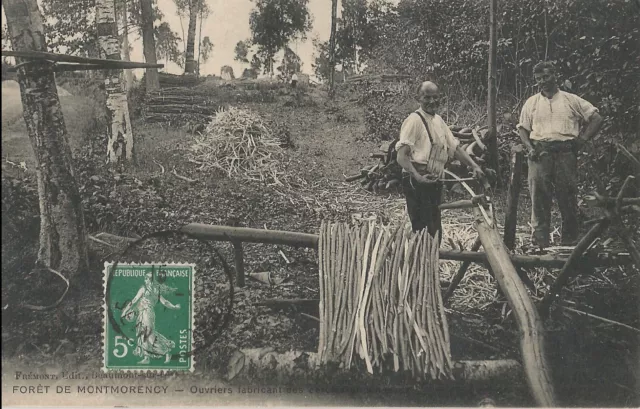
left=517, top=96, right=536, bottom=131
left=396, top=114, right=421, bottom=150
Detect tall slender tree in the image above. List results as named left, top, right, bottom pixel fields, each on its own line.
left=3, top=0, right=88, bottom=280
left=329, top=0, right=338, bottom=96
left=174, top=0, right=208, bottom=75
left=96, top=0, right=134, bottom=165
left=139, top=0, right=159, bottom=90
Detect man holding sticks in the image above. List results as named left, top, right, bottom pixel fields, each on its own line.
left=396, top=81, right=488, bottom=237
left=517, top=61, right=604, bottom=249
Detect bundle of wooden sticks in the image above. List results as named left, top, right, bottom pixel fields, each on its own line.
left=317, top=221, right=453, bottom=380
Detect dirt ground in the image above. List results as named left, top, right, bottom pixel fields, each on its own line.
left=1, top=79, right=638, bottom=407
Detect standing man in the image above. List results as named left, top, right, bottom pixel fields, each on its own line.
left=396, top=81, right=488, bottom=237
left=517, top=61, right=603, bottom=249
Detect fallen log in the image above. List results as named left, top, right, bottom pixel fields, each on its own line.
left=226, top=348, right=522, bottom=383
left=473, top=207, right=556, bottom=407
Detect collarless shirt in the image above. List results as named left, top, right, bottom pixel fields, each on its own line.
left=396, top=107, right=459, bottom=166
left=517, top=90, right=598, bottom=142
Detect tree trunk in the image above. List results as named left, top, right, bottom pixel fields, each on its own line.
left=119, top=0, right=133, bottom=91
left=486, top=0, right=500, bottom=184
left=96, top=0, right=134, bottom=165
left=328, top=0, right=338, bottom=97
left=3, top=0, right=89, bottom=279
left=196, top=7, right=203, bottom=77
left=139, top=0, right=159, bottom=90
left=184, top=0, right=198, bottom=75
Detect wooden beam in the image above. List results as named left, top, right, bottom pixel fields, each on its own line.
left=473, top=207, right=556, bottom=407
left=228, top=348, right=523, bottom=383
left=438, top=248, right=629, bottom=269
left=8, top=62, right=165, bottom=72
left=180, top=223, right=319, bottom=248
left=2, top=49, right=163, bottom=69
left=179, top=224, right=631, bottom=268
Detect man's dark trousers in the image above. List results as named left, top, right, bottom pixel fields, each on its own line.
left=402, top=174, right=443, bottom=237
left=528, top=141, right=579, bottom=247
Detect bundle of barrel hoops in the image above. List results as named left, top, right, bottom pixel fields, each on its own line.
left=317, top=220, right=453, bottom=380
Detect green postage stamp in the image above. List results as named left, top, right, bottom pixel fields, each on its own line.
left=103, top=262, right=195, bottom=372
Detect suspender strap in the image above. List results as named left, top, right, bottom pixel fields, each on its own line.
left=413, top=110, right=434, bottom=144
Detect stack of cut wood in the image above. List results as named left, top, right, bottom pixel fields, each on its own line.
left=143, top=87, right=222, bottom=124
left=158, top=72, right=199, bottom=88
left=347, top=124, right=493, bottom=192
left=450, top=125, right=490, bottom=167
left=345, top=141, right=401, bottom=193
left=318, top=221, right=453, bottom=380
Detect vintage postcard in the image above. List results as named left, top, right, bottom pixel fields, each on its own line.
left=2, top=0, right=639, bottom=408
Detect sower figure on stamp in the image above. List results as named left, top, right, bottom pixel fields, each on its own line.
left=517, top=61, right=603, bottom=249
left=121, top=271, right=181, bottom=364
left=396, top=81, right=488, bottom=237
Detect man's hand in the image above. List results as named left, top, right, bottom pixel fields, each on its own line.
left=414, top=174, right=439, bottom=185
left=527, top=145, right=540, bottom=161
left=573, top=137, right=586, bottom=153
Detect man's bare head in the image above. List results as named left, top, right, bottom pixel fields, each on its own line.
left=416, top=81, right=441, bottom=114
left=416, top=81, right=439, bottom=97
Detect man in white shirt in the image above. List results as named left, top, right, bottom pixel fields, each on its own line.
left=396, top=81, right=488, bottom=237
left=517, top=61, right=603, bottom=248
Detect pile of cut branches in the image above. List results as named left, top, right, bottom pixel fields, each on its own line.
left=318, top=220, right=453, bottom=380
left=449, top=125, right=491, bottom=167
left=188, top=107, right=290, bottom=186
left=345, top=142, right=402, bottom=193
left=143, top=87, right=222, bottom=124
left=347, top=125, right=500, bottom=193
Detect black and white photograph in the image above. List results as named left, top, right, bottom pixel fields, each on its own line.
left=1, top=0, right=639, bottom=407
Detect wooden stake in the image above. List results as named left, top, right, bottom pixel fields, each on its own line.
left=504, top=145, right=524, bottom=250
left=443, top=237, right=483, bottom=302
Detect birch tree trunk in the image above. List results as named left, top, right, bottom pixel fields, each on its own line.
left=140, top=0, right=159, bottom=90
left=119, top=0, right=134, bottom=91
left=184, top=0, right=198, bottom=75
left=96, top=0, right=134, bottom=165
left=3, top=0, right=88, bottom=279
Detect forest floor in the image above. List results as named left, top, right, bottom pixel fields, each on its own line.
left=1, top=78, right=638, bottom=407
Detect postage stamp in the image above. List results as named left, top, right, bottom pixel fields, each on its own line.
left=102, top=262, right=195, bottom=372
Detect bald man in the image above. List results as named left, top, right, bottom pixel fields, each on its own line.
left=396, top=81, right=487, bottom=237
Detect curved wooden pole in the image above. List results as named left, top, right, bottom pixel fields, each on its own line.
left=473, top=207, right=556, bottom=407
